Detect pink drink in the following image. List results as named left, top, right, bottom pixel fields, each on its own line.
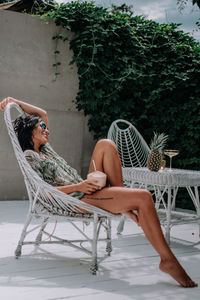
left=87, top=171, right=107, bottom=188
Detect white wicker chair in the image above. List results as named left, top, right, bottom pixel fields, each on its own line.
left=107, top=119, right=150, bottom=233
left=107, top=119, right=150, bottom=169
left=4, top=103, right=121, bottom=275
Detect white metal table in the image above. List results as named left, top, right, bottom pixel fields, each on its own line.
left=122, top=167, right=200, bottom=243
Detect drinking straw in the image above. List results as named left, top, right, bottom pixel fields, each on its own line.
left=92, top=160, right=97, bottom=171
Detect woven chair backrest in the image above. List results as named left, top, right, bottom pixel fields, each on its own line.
left=107, top=119, right=150, bottom=168
left=4, top=103, right=112, bottom=217
left=4, top=103, right=43, bottom=187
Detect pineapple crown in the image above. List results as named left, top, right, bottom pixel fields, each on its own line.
left=150, top=132, right=168, bottom=153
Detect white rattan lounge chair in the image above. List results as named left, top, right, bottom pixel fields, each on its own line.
left=4, top=103, right=121, bottom=274
left=107, top=119, right=151, bottom=233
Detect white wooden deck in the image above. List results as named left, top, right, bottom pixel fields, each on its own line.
left=0, top=201, right=200, bottom=300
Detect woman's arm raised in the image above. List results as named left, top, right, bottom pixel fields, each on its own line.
left=0, top=97, right=48, bottom=128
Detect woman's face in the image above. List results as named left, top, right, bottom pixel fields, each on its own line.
left=32, top=121, right=49, bottom=148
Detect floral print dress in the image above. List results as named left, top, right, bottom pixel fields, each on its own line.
left=24, top=143, right=84, bottom=199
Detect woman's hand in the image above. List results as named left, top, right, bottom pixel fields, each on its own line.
left=56, top=180, right=101, bottom=195
left=77, top=180, right=101, bottom=194
left=0, top=97, right=48, bottom=127
left=0, top=97, right=16, bottom=111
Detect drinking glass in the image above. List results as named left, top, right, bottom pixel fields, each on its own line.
left=164, top=149, right=179, bottom=171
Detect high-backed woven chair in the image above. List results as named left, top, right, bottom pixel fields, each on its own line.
left=107, top=119, right=150, bottom=233
left=107, top=119, right=150, bottom=169
left=4, top=103, right=121, bottom=274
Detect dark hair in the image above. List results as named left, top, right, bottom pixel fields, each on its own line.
left=13, top=114, right=41, bottom=151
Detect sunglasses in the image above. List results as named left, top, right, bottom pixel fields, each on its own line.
left=40, top=122, right=47, bottom=130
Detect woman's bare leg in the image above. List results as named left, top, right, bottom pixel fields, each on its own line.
left=81, top=187, right=197, bottom=287
left=88, top=139, right=124, bottom=186
left=88, top=139, right=146, bottom=224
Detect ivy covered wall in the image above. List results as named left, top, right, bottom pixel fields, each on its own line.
left=43, top=1, right=200, bottom=173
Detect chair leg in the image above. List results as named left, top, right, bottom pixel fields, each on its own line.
left=117, top=215, right=125, bottom=234
left=165, top=224, right=172, bottom=245
left=90, top=214, right=98, bottom=275
left=15, top=213, right=33, bottom=258
left=106, top=219, right=112, bottom=256
left=35, top=218, right=49, bottom=244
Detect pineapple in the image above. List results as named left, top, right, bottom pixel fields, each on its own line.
left=147, top=132, right=168, bottom=172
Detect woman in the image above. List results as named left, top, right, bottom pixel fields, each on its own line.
left=0, top=97, right=198, bottom=288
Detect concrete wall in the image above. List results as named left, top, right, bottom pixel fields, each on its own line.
left=0, top=10, right=96, bottom=200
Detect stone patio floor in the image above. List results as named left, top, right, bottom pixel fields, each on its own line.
left=0, top=200, right=200, bottom=300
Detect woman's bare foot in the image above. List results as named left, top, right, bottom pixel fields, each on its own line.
left=159, top=258, right=198, bottom=287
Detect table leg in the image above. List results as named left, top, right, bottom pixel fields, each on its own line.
left=165, top=187, right=172, bottom=244
left=171, top=187, right=178, bottom=209
left=155, top=186, right=168, bottom=210
left=186, top=186, right=200, bottom=241
left=194, top=187, right=200, bottom=239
